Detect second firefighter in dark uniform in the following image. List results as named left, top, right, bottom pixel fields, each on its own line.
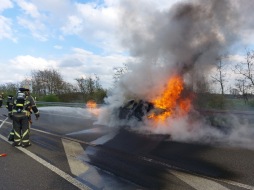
left=6, top=95, right=14, bottom=118
left=0, top=92, right=4, bottom=107
left=12, top=87, right=39, bottom=147
left=6, top=95, right=15, bottom=141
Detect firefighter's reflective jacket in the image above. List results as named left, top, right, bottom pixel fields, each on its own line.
left=11, top=94, right=39, bottom=146
left=12, top=95, right=39, bottom=117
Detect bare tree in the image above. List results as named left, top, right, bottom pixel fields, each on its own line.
left=86, top=76, right=95, bottom=95
left=75, top=77, right=86, bottom=96
left=75, top=74, right=105, bottom=102
left=94, top=74, right=102, bottom=90
left=233, top=50, right=254, bottom=91
left=31, top=69, right=70, bottom=95
left=235, top=78, right=249, bottom=104
left=211, top=57, right=228, bottom=95
left=0, top=82, right=20, bottom=95
left=113, top=63, right=128, bottom=84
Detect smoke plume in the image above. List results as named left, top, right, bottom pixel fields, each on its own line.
left=115, top=0, right=240, bottom=98
left=97, top=0, right=254, bottom=149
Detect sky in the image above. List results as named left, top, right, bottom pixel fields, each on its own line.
left=0, top=0, right=254, bottom=90
left=0, top=0, right=180, bottom=89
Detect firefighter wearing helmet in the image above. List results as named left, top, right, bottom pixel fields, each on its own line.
left=0, top=92, right=4, bottom=107
left=11, top=86, right=40, bottom=147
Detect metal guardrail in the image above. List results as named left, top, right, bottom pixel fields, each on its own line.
left=4, top=100, right=254, bottom=115
left=197, top=109, right=254, bottom=116
left=35, top=102, right=254, bottom=115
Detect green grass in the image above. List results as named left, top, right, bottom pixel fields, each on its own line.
left=225, top=98, right=254, bottom=111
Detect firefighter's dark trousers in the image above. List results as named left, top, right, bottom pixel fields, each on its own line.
left=0, top=100, right=2, bottom=107
left=13, top=115, right=31, bottom=146
left=8, top=129, right=14, bottom=141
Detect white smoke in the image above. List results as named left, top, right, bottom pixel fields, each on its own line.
left=139, top=112, right=254, bottom=150
left=104, top=0, right=242, bottom=105
left=39, top=106, right=97, bottom=119
left=96, top=0, right=254, bottom=149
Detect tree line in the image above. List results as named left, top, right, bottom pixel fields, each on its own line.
left=194, top=50, right=254, bottom=109
left=112, top=50, right=254, bottom=109
left=210, top=50, right=254, bottom=97
left=0, top=69, right=107, bottom=103
left=1, top=49, right=254, bottom=108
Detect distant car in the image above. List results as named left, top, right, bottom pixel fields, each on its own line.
left=117, top=99, right=166, bottom=121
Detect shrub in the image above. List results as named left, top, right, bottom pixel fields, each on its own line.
left=42, top=94, right=60, bottom=102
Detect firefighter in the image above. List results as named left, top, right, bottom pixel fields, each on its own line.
left=6, top=95, right=15, bottom=141
left=6, top=95, right=14, bottom=118
left=12, top=87, right=40, bottom=147
left=0, top=92, right=4, bottom=107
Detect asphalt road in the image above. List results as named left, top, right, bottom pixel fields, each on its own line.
left=0, top=106, right=254, bottom=190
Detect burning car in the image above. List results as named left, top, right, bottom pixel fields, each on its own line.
left=118, top=99, right=162, bottom=121
left=117, top=75, right=192, bottom=122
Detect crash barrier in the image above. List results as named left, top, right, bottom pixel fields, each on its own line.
left=197, top=109, right=254, bottom=116
left=35, top=102, right=254, bottom=116
left=35, top=101, right=103, bottom=108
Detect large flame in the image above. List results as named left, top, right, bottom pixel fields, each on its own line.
left=149, top=75, right=192, bottom=122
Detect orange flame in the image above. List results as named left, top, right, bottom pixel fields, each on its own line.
left=86, top=100, right=97, bottom=109
left=149, top=75, right=192, bottom=122
left=86, top=100, right=100, bottom=116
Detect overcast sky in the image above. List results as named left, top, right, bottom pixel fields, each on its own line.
left=0, top=0, right=253, bottom=90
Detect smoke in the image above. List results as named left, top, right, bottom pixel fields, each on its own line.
left=140, top=112, right=254, bottom=150
left=96, top=0, right=254, bottom=149
left=39, top=107, right=97, bottom=119
left=105, top=0, right=244, bottom=103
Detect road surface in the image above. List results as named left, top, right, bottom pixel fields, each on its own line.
left=1, top=106, right=254, bottom=190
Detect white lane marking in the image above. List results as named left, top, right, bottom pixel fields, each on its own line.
left=91, top=132, right=118, bottom=145
left=0, top=120, right=12, bottom=125
left=0, top=117, right=9, bottom=128
left=171, top=171, right=230, bottom=190
left=0, top=134, right=91, bottom=190
left=214, top=179, right=254, bottom=190
left=172, top=170, right=254, bottom=190
left=62, top=139, right=89, bottom=176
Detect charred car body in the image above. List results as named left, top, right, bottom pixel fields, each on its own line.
left=118, top=99, right=166, bottom=121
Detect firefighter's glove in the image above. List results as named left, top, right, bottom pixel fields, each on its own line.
left=35, top=113, right=40, bottom=120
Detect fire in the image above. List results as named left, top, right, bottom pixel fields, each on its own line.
left=86, top=100, right=97, bottom=109
left=148, top=75, right=192, bottom=122
left=86, top=100, right=100, bottom=116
